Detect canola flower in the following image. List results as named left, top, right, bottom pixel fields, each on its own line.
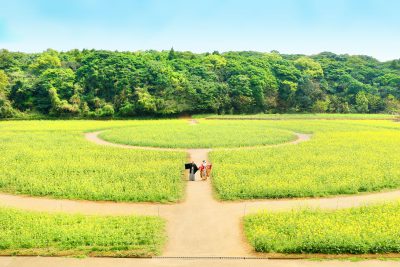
left=99, top=119, right=296, bottom=148
left=0, top=120, right=185, bottom=202
left=244, top=202, right=400, bottom=254
left=211, top=120, right=400, bottom=200
left=0, top=207, right=165, bottom=257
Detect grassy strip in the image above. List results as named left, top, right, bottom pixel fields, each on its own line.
left=244, top=202, right=400, bottom=254
left=0, top=207, right=165, bottom=257
left=198, top=113, right=397, bottom=120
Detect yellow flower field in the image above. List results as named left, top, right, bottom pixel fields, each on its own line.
left=244, top=202, right=400, bottom=254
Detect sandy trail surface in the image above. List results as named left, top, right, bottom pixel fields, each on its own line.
left=162, top=147, right=254, bottom=257
left=84, top=131, right=187, bottom=151
left=1, top=257, right=400, bottom=267
left=85, top=130, right=310, bottom=150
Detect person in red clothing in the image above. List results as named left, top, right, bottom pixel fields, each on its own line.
left=200, top=160, right=212, bottom=181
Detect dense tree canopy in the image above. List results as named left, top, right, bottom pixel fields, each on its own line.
left=0, top=48, right=399, bottom=118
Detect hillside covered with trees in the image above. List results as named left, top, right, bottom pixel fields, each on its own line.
left=0, top=48, right=399, bottom=118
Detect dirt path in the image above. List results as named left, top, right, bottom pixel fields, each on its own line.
left=85, top=131, right=311, bottom=151
left=85, top=131, right=186, bottom=151
left=1, top=122, right=400, bottom=261
left=163, top=148, right=254, bottom=257
left=2, top=184, right=399, bottom=217
left=188, top=118, right=198, bottom=125
left=1, top=257, right=400, bottom=267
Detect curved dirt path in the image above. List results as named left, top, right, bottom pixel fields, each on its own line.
left=2, top=186, right=400, bottom=216
left=84, top=131, right=187, bottom=152
left=1, top=122, right=400, bottom=260
left=84, top=131, right=311, bottom=151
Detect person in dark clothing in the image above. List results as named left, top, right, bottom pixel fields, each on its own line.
left=184, top=161, right=198, bottom=181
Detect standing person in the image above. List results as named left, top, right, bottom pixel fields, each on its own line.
left=200, top=160, right=207, bottom=181
left=185, top=161, right=198, bottom=181
left=206, top=163, right=212, bottom=179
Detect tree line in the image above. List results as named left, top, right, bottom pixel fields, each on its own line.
left=0, top=48, right=399, bottom=118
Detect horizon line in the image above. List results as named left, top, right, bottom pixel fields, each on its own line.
left=1, top=47, right=399, bottom=63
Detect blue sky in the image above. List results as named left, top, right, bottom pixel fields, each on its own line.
left=0, top=0, right=399, bottom=61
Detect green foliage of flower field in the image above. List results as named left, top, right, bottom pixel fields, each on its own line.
left=0, top=207, right=165, bottom=257
left=99, top=120, right=296, bottom=148
left=0, top=121, right=185, bottom=202
left=201, top=113, right=397, bottom=120
left=211, top=120, right=400, bottom=200
left=244, top=202, right=400, bottom=254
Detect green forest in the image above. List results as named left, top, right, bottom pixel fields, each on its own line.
left=0, top=48, right=399, bottom=118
